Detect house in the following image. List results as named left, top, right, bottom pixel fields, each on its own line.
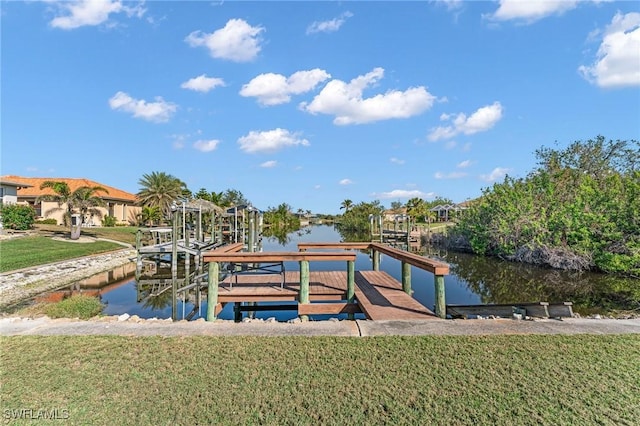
left=382, top=208, right=409, bottom=223
left=0, top=178, right=32, bottom=206
left=429, top=203, right=470, bottom=222
left=1, top=175, right=140, bottom=226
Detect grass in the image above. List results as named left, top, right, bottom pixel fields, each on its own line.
left=1, top=334, right=638, bottom=425
left=0, top=236, right=126, bottom=273
left=33, top=224, right=138, bottom=244
left=42, top=295, right=104, bottom=319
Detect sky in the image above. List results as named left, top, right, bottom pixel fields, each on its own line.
left=2, top=1, right=639, bottom=215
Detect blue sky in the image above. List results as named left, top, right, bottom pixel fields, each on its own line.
left=2, top=1, right=639, bottom=214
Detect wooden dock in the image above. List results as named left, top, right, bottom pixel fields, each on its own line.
left=202, top=242, right=449, bottom=321
left=209, top=270, right=437, bottom=320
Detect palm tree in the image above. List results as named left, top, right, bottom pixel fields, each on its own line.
left=37, top=181, right=108, bottom=239
left=340, top=199, right=353, bottom=213
left=139, top=206, right=162, bottom=226
left=74, top=186, right=108, bottom=225
left=137, top=172, right=185, bottom=221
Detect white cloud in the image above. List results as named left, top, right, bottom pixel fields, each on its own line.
left=444, top=140, right=458, bottom=150
left=428, top=102, right=503, bottom=141
left=108, top=91, right=177, bottom=123
left=181, top=75, right=226, bottom=93
left=260, top=160, right=277, bottom=168
left=300, top=67, right=436, bottom=125
left=48, top=0, right=145, bottom=30
left=480, top=167, right=511, bottom=182
left=193, top=139, right=219, bottom=152
left=443, top=0, right=463, bottom=11
left=372, top=189, right=434, bottom=199
left=314, top=185, right=321, bottom=190
left=237, top=128, right=310, bottom=154
left=240, top=69, right=331, bottom=106
left=457, top=160, right=472, bottom=168
left=487, top=0, right=579, bottom=23
left=306, top=11, right=353, bottom=34
left=185, top=18, right=264, bottom=62
left=339, top=179, right=353, bottom=185
left=434, top=171, right=468, bottom=179
left=390, top=157, right=405, bottom=165
left=579, top=12, right=640, bottom=88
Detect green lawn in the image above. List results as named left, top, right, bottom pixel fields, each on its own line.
left=1, top=334, right=638, bottom=425
left=33, top=224, right=139, bottom=244
left=0, top=236, right=126, bottom=273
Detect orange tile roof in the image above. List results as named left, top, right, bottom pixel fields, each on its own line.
left=1, top=175, right=137, bottom=203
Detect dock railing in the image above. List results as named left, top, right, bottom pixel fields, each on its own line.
left=298, top=242, right=450, bottom=318
left=202, top=250, right=357, bottom=321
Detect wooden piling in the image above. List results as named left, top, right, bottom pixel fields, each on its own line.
left=347, top=260, right=355, bottom=320
left=171, top=212, right=178, bottom=321
left=299, top=260, right=310, bottom=321
left=434, top=274, right=445, bottom=318
left=372, top=249, right=380, bottom=271
left=402, top=262, right=411, bottom=295
left=206, top=261, right=219, bottom=321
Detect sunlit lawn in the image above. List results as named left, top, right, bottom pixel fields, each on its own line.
left=0, top=236, right=126, bottom=273
left=1, top=334, right=638, bottom=425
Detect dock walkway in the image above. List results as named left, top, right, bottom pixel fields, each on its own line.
left=205, top=260, right=439, bottom=320
left=199, top=241, right=450, bottom=321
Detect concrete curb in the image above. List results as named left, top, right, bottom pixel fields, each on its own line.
left=2, top=317, right=639, bottom=337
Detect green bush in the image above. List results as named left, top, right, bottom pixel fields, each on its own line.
left=451, top=136, right=640, bottom=275
left=0, top=204, right=36, bottom=230
left=44, top=294, right=104, bottom=319
left=35, top=218, right=58, bottom=225
left=102, top=215, right=117, bottom=227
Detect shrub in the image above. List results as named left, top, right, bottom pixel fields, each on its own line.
left=102, top=215, right=117, bottom=227
left=0, top=204, right=36, bottom=230
left=35, top=218, right=58, bottom=225
left=44, top=294, right=104, bottom=319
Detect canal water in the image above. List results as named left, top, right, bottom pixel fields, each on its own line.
left=48, top=225, right=640, bottom=320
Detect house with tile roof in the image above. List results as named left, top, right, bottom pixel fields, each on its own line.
left=1, top=176, right=140, bottom=226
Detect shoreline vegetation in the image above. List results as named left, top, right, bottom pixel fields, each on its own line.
left=441, top=137, right=639, bottom=277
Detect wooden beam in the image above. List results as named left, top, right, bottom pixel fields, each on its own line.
left=370, top=243, right=449, bottom=275
left=298, top=242, right=372, bottom=251
left=203, top=251, right=356, bottom=263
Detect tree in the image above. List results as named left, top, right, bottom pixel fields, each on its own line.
left=74, top=185, right=108, bottom=225
left=139, top=206, right=162, bottom=227
left=340, top=199, right=353, bottom=213
left=37, top=181, right=74, bottom=225
left=37, top=181, right=108, bottom=239
left=195, top=188, right=211, bottom=201
left=220, top=189, right=248, bottom=207
left=390, top=201, right=403, bottom=211
left=452, top=136, right=640, bottom=275
left=406, top=197, right=429, bottom=223
left=137, top=172, right=185, bottom=220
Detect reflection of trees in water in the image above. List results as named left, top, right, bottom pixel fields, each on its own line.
left=136, top=280, right=173, bottom=310
left=336, top=228, right=370, bottom=243
left=263, top=224, right=311, bottom=246
left=263, top=226, right=292, bottom=245
left=447, top=252, right=640, bottom=312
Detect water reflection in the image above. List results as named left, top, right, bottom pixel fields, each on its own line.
left=29, top=224, right=640, bottom=318
left=442, top=251, right=639, bottom=314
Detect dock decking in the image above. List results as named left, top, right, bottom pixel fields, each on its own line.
left=210, top=269, right=437, bottom=320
